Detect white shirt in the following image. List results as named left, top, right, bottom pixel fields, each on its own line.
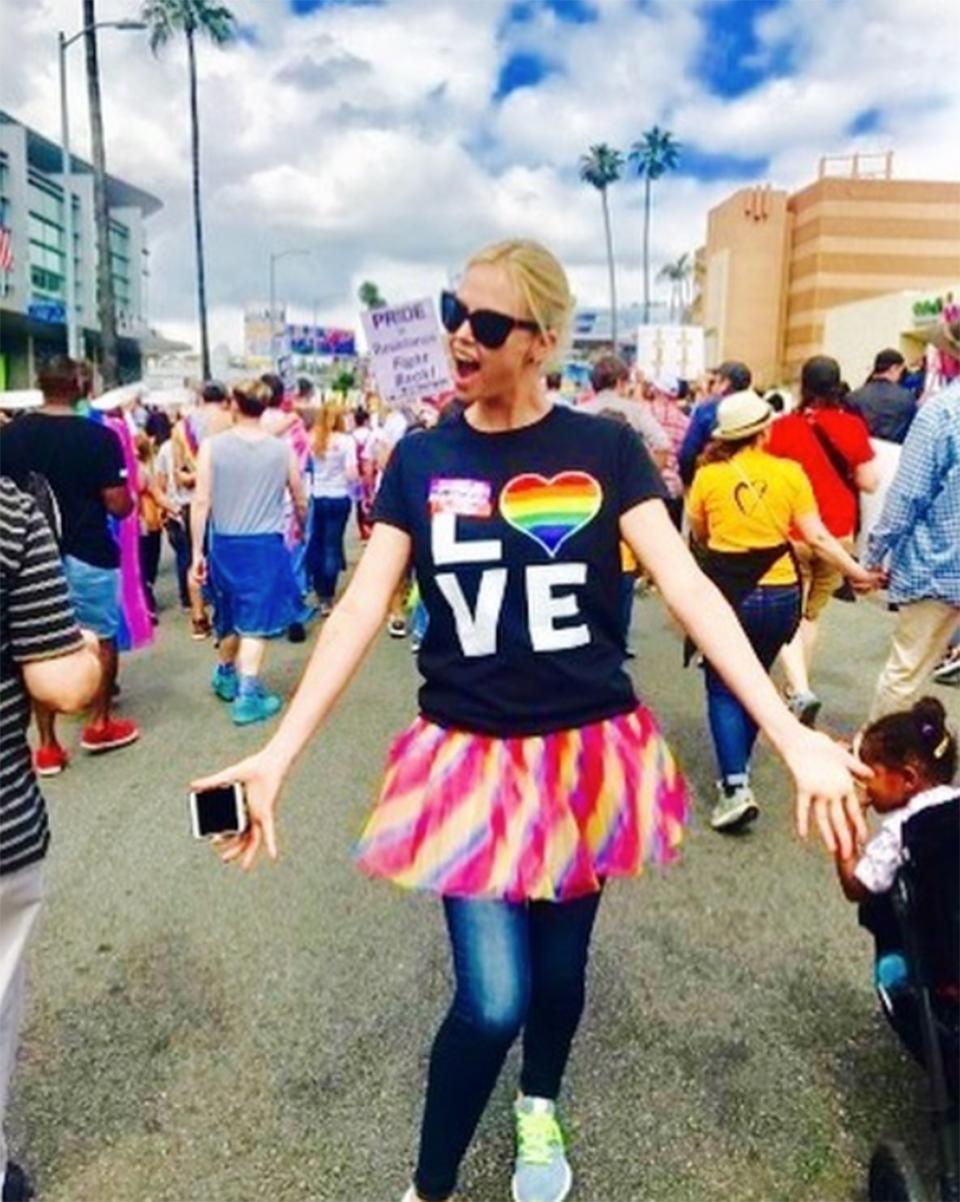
left=155, top=438, right=190, bottom=507
left=578, top=390, right=670, bottom=454
left=854, top=784, right=958, bottom=894
left=308, top=433, right=355, bottom=499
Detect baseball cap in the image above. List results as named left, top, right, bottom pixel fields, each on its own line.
left=873, top=348, right=905, bottom=373
left=716, top=360, right=752, bottom=392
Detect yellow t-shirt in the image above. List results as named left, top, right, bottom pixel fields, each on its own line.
left=686, top=447, right=818, bottom=585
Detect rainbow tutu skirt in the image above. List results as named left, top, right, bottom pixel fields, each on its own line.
left=354, top=705, right=689, bottom=902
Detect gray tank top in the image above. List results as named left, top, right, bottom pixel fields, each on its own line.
left=210, top=430, right=289, bottom=535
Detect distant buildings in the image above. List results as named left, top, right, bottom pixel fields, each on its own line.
left=700, top=156, right=960, bottom=386
left=0, top=110, right=162, bottom=388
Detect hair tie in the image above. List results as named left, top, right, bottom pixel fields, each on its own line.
left=934, top=734, right=950, bottom=760
left=920, top=721, right=937, bottom=739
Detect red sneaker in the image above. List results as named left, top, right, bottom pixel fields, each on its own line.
left=34, top=744, right=70, bottom=777
left=80, top=718, right=141, bottom=753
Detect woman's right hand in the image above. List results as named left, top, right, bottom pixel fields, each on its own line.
left=848, top=564, right=884, bottom=593
left=191, top=749, right=288, bottom=872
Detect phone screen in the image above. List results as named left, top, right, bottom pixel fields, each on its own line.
left=193, top=785, right=244, bottom=837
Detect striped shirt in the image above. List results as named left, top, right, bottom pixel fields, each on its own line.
left=1, top=478, right=83, bottom=876
left=865, top=381, right=960, bottom=607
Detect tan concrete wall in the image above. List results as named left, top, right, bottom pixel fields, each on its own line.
left=701, top=185, right=791, bottom=387
left=781, top=177, right=960, bottom=380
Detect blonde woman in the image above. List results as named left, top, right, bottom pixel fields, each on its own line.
left=194, top=240, right=868, bottom=1202
left=306, top=405, right=357, bottom=615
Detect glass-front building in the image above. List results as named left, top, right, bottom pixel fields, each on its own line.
left=0, top=109, right=162, bottom=388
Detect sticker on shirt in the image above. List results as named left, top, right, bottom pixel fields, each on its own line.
left=428, top=477, right=494, bottom=518
left=500, top=471, right=603, bottom=557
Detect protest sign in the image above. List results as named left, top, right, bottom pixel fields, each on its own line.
left=361, top=298, right=452, bottom=403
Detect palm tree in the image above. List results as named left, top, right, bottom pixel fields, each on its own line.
left=579, top=143, right=624, bottom=350
left=656, top=252, right=692, bottom=323
left=358, top=280, right=387, bottom=310
left=82, top=1, right=120, bottom=386
left=629, top=126, right=681, bottom=326
left=142, top=0, right=236, bottom=379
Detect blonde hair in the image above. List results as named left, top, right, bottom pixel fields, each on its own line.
left=231, top=378, right=273, bottom=418
left=311, top=404, right=347, bottom=456
left=467, top=239, right=575, bottom=357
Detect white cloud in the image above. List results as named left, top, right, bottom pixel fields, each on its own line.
left=1, top=0, right=957, bottom=358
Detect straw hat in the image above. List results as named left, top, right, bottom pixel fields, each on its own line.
left=713, top=389, right=774, bottom=441
left=0, top=389, right=44, bottom=411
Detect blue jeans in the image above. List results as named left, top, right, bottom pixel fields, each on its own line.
left=414, top=892, right=602, bottom=1201
left=306, top=496, right=351, bottom=601
left=165, top=508, right=192, bottom=608
left=704, top=584, right=800, bottom=782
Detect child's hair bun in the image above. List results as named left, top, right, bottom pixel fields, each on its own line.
left=912, top=696, right=947, bottom=747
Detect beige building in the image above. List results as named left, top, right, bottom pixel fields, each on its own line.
left=701, top=159, right=960, bottom=386
left=822, top=285, right=959, bottom=386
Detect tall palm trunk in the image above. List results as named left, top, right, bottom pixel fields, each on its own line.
left=187, top=24, right=211, bottom=379
left=83, top=0, right=119, bottom=385
left=642, top=174, right=651, bottom=327
left=601, top=186, right=618, bottom=350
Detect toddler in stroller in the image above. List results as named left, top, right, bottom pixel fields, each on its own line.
left=834, top=697, right=958, bottom=1201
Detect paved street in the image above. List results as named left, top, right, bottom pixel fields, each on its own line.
left=10, top=543, right=957, bottom=1202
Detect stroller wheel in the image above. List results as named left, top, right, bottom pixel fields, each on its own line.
left=869, top=1141, right=927, bottom=1202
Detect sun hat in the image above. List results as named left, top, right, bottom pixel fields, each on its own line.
left=713, top=389, right=774, bottom=441
left=147, top=385, right=195, bottom=409
left=928, top=318, right=960, bottom=358
left=0, top=389, right=44, bottom=410
left=651, top=371, right=680, bottom=396
left=90, top=381, right=146, bottom=412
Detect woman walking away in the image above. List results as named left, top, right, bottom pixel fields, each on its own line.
left=767, top=355, right=878, bottom=725
left=135, top=433, right=179, bottom=622
left=193, top=240, right=869, bottom=1202
left=306, top=406, right=357, bottom=615
left=687, top=390, right=880, bottom=832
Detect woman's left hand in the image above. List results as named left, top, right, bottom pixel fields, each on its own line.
left=780, top=727, right=869, bottom=858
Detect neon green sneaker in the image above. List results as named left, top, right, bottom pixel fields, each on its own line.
left=512, top=1096, right=572, bottom=1202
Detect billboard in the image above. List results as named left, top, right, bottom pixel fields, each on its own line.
left=286, top=324, right=357, bottom=357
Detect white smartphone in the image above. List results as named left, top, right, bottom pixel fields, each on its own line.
left=188, top=782, right=249, bottom=840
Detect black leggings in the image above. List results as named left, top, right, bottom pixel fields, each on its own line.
left=414, top=891, right=602, bottom=1201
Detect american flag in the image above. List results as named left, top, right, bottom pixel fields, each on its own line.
left=0, top=225, right=13, bottom=273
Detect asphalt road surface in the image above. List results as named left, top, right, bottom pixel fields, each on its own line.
left=10, top=547, right=958, bottom=1202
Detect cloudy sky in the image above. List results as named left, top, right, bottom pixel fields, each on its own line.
left=3, top=0, right=959, bottom=353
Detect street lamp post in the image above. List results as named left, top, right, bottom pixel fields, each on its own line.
left=58, top=20, right=145, bottom=360
left=269, top=248, right=311, bottom=371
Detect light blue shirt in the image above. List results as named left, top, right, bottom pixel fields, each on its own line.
left=866, top=381, right=960, bottom=606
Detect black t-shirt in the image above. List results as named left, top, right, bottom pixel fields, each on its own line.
left=0, top=413, right=127, bottom=568
left=373, top=405, right=666, bottom=735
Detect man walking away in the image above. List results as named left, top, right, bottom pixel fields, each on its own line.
left=848, top=349, right=917, bottom=445
left=0, top=478, right=101, bottom=1201
left=191, top=380, right=307, bottom=726
left=0, top=357, right=140, bottom=771
left=866, top=367, right=960, bottom=719
left=678, top=360, right=752, bottom=486
left=579, top=356, right=671, bottom=470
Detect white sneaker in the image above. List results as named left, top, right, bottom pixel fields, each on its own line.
left=512, top=1096, right=572, bottom=1202
left=710, top=780, right=759, bottom=832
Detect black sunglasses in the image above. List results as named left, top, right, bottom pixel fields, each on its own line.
left=440, top=290, right=540, bottom=350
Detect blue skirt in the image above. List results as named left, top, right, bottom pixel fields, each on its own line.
left=209, top=532, right=302, bottom=638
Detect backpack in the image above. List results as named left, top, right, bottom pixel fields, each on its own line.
left=24, top=471, right=63, bottom=548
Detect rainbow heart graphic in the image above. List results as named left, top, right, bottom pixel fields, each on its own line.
left=499, top=471, right=603, bottom=557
